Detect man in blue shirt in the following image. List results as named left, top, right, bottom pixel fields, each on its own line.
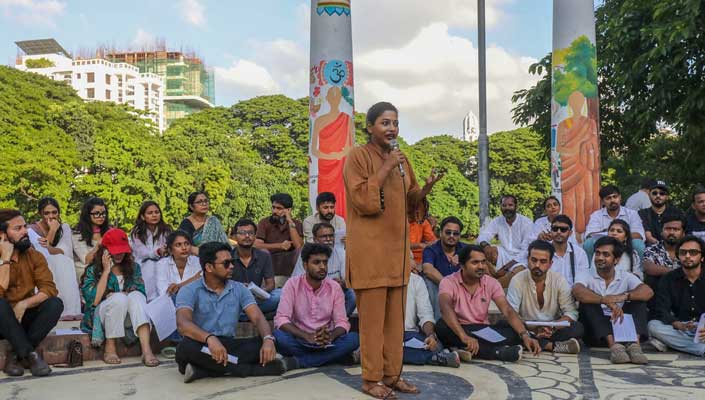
left=421, top=216, right=467, bottom=320
left=175, top=241, right=295, bottom=383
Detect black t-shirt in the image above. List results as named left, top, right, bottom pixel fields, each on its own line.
left=639, top=205, right=684, bottom=241
left=686, top=212, right=705, bottom=241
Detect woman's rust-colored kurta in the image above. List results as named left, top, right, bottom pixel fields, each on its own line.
left=344, top=143, right=423, bottom=289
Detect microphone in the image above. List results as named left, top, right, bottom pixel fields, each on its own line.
left=389, top=139, right=405, bottom=177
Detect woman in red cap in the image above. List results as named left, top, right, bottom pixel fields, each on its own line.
left=80, top=228, right=159, bottom=367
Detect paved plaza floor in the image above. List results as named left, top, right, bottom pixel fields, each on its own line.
left=1, top=345, right=703, bottom=399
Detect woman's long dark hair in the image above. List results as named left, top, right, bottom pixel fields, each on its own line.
left=81, top=246, right=136, bottom=289
left=37, top=197, right=63, bottom=247
left=130, top=201, right=172, bottom=246
left=609, top=219, right=635, bottom=272
left=75, top=197, right=111, bottom=247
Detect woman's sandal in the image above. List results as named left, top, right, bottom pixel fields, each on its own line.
left=103, top=353, right=121, bottom=365
left=362, top=382, right=397, bottom=399
left=384, top=378, right=420, bottom=394
left=142, top=354, right=160, bottom=367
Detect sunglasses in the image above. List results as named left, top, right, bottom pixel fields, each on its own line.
left=651, top=191, right=667, bottom=196
left=678, top=249, right=702, bottom=257
left=214, top=259, right=234, bottom=268
left=444, top=230, right=461, bottom=237
left=551, top=226, right=570, bottom=233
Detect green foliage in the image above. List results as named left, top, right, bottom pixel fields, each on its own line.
left=25, top=58, right=55, bottom=69
left=552, top=36, right=598, bottom=105
left=512, top=0, right=705, bottom=205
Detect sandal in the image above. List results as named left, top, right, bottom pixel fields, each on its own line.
left=142, top=354, right=160, bottom=367
left=103, top=353, right=121, bottom=365
left=362, top=382, right=396, bottom=399
left=384, top=378, right=420, bottom=394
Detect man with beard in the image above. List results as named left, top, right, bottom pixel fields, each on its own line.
left=476, top=195, right=534, bottom=287
left=686, top=186, right=705, bottom=240
left=548, top=215, right=590, bottom=286
left=573, top=236, right=653, bottom=364
left=292, top=222, right=355, bottom=316
left=420, top=216, right=467, bottom=320
left=0, top=209, right=63, bottom=377
left=643, top=214, right=686, bottom=293
left=230, top=219, right=279, bottom=317
left=639, top=181, right=684, bottom=245
left=507, top=240, right=583, bottom=353
left=435, top=244, right=541, bottom=362
left=273, top=243, right=360, bottom=368
left=648, top=235, right=705, bottom=356
left=584, top=185, right=645, bottom=259
left=255, top=193, right=304, bottom=277
left=303, top=192, right=346, bottom=244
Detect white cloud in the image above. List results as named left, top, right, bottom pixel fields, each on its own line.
left=178, top=0, right=205, bottom=28
left=215, top=60, right=281, bottom=102
left=0, top=0, right=65, bottom=27
left=131, top=29, right=156, bottom=49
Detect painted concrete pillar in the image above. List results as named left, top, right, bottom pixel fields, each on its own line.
left=308, top=0, right=354, bottom=220
left=551, top=0, right=600, bottom=237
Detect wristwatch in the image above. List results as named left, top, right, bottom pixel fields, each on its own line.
left=288, top=222, right=296, bottom=229
left=519, top=330, right=530, bottom=338
left=263, top=334, right=276, bottom=343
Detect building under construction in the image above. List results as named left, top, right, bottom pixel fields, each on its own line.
left=105, top=49, right=215, bottom=127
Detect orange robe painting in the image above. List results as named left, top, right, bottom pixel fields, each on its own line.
left=312, top=86, right=354, bottom=219
left=556, top=91, right=600, bottom=235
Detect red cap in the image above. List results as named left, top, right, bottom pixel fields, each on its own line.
left=101, top=228, right=132, bottom=255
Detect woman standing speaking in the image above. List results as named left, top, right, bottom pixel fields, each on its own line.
left=344, top=102, right=442, bottom=398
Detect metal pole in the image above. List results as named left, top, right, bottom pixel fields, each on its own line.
left=477, top=0, right=490, bottom=226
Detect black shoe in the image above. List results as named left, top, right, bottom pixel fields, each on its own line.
left=282, top=356, right=299, bottom=372
left=3, top=353, right=24, bottom=377
left=496, top=345, right=523, bottom=362
left=27, top=352, right=51, bottom=377
left=184, top=363, right=209, bottom=384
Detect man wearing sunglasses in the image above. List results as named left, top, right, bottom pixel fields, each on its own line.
left=421, top=216, right=467, bottom=320
left=548, top=215, right=589, bottom=286
left=175, top=241, right=293, bottom=383
left=638, top=181, right=684, bottom=245
left=648, top=235, right=705, bottom=356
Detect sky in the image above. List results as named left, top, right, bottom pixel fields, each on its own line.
left=0, top=0, right=553, bottom=143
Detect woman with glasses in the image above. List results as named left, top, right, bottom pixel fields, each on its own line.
left=130, top=201, right=172, bottom=301
left=80, top=228, right=159, bottom=367
left=28, top=197, right=82, bottom=318
left=177, top=191, right=229, bottom=255
left=73, top=197, right=111, bottom=284
left=590, top=219, right=643, bottom=280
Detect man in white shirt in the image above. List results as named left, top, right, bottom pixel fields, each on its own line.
left=477, top=195, right=534, bottom=287
left=572, top=236, right=653, bottom=364
left=402, top=273, right=460, bottom=367
left=584, top=185, right=646, bottom=260
left=549, top=215, right=589, bottom=286
left=625, top=178, right=656, bottom=211
left=507, top=240, right=583, bottom=353
left=303, top=192, right=346, bottom=244
left=292, top=222, right=355, bottom=315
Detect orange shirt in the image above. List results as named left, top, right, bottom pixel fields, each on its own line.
left=0, top=248, right=58, bottom=306
left=409, top=220, right=436, bottom=264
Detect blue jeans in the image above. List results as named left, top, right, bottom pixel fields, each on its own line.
left=403, top=331, right=442, bottom=365
left=240, top=288, right=282, bottom=321
left=423, top=276, right=441, bottom=321
left=273, top=329, right=360, bottom=368
left=584, top=237, right=645, bottom=263
left=648, top=320, right=705, bottom=357
left=344, top=288, right=356, bottom=316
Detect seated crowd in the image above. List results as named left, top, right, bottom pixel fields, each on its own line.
left=2, top=180, right=705, bottom=384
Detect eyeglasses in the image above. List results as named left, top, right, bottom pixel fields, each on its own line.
left=236, top=231, right=255, bottom=236
left=551, top=226, right=570, bottom=233
left=678, top=249, right=702, bottom=257
left=193, top=200, right=209, bottom=206
left=90, top=212, right=107, bottom=218
left=214, top=259, right=234, bottom=268
left=651, top=191, right=667, bottom=196
left=444, top=230, right=461, bottom=237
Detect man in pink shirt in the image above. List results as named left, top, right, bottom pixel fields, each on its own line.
left=436, top=244, right=541, bottom=362
left=273, top=243, right=359, bottom=368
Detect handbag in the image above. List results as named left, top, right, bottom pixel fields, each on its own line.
left=54, top=339, right=83, bottom=368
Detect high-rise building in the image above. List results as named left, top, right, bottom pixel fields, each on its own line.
left=104, top=49, right=215, bottom=127
left=462, top=111, right=479, bottom=142
left=15, top=39, right=165, bottom=132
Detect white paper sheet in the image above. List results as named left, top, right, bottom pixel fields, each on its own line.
left=403, top=337, right=427, bottom=349
left=611, top=314, right=638, bottom=343
left=53, top=328, right=86, bottom=336
left=694, top=314, right=705, bottom=344
left=145, top=294, right=177, bottom=341
left=201, top=346, right=239, bottom=364
left=525, top=320, right=571, bottom=328
left=471, top=327, right=506, bottom=343
left=247, top=282, right=271, bottom=300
